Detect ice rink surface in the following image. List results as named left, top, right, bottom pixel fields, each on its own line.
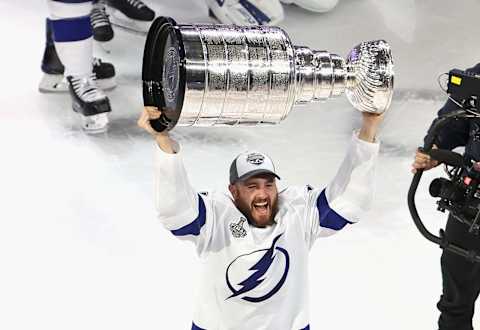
left=2, top=0, right=480, bottom=329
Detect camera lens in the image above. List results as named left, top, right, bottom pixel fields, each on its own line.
left=429, top=178, right=446, bottom=198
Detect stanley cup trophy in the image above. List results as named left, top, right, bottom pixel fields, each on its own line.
left=142, top=17, right=394, bottom=132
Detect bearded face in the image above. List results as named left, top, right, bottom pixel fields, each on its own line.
left=229, top=174, right=279, bottom=227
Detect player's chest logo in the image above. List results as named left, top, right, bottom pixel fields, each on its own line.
left=229, top=217, right=247, bottom=238
left=225, top=233, right=290, bottom=303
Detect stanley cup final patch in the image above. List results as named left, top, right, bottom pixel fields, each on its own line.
left=246, top=153, right=264, bottom=165
left=230, top=217, right=247, bottom=238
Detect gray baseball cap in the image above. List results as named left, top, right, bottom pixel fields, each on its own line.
left=229, top=151, right=281, bottom=184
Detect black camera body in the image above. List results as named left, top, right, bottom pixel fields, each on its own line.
left=447, top=69, right=480, bottom=111
left=429, top=157, right=480, bottom=235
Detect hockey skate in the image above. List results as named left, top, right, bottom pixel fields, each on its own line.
left=205, top=0, right=284, bottom=26
left=106, top=0, right=155, bottom=35
left=91, top=0, right=114, bottom=42
left=39, top=56, right=116, bottom=93
left=67, top=74, right=111, bottom=133
left=39, top=19, right=116, bottom=93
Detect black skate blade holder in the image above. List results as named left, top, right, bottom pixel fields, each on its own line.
left=408, top=110, right=480, bottom=263
left=142, top=16, right=186, bottom=132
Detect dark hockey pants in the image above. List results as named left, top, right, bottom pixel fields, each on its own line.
left=437, top=216, right=480, bottom=330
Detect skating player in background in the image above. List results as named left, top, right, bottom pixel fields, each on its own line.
left=205, top=0, right=339, bottom=26
left=40, top=0, right=155, bottom=133
left=138, top=106, right=383, bottom=329
left=412, top=63, right=480, bottom=330
left=42, top=0, right=112, bottom=133
left=39, top=17, right=117, bottom=93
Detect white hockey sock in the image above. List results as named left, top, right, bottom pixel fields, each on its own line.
left=47, top=0, right=93, bottom=77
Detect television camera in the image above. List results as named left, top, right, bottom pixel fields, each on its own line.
left=408, top=68, right=480, bottom=262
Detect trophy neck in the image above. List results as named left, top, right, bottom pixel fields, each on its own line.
left=293, top=46, right=354, bottom=104
left=293, top=40, right=394, bottom=114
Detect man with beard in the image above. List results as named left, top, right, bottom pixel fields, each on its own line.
left=138, top=106, right=383, bottom=330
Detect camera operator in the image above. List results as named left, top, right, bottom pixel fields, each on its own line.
left=412, top=63, right=480, bottom=330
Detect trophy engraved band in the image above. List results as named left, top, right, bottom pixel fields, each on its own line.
left=142, top=17, right=394, bottom=132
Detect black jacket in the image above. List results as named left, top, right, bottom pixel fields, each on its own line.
left=425, top=63, right=480, bottom=160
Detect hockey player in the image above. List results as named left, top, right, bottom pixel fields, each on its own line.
left=39, top=18, right=117, bottom=92
left=45, top=0, right=111, bottom=133
left=205, top=0, right=339, bottom=26
left=138, top=106, right=383, bottom=329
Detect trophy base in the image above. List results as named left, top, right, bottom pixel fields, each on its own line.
left=142, top=17, right=186, bottom=132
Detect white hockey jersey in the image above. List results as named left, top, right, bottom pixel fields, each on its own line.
left=154, top=131, right=379, bottom=330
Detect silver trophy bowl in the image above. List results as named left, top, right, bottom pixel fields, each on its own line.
left=142, top=17, right=394, bottom=131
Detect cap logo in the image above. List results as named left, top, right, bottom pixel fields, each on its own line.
left=246, top=153, right=265, bottom=165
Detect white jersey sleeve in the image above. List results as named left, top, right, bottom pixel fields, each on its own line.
left=154, top=141, right=215, bottom=256
left=303, top=130, right=380, bottom=246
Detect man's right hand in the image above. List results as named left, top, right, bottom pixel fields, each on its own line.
left=411, top=145, right=439, bottom=174
left=137, top=106, right=176, bottom=154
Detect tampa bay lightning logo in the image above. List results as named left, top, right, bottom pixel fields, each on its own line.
left=225, top=234, right=289, bottom=303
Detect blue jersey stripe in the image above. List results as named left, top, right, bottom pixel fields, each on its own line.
left=300, top=325, right=310, bottom=330
left=50, top=16, right=92, bottom=42
left=316, top=190, right=352, bottom=231
left=191, top=322, right=206, bottom=330
left=171, top=195, right=206, bottom=236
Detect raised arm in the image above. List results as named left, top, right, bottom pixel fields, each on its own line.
left=304, top=112, right=382, bottom=244
left=138, top=107, right=212, bottom=253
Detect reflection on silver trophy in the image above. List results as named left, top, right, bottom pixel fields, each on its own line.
left=142, top=17, right=394, bottom=131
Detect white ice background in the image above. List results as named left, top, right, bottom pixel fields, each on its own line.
left=1, top=0, right=480, bottom=329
